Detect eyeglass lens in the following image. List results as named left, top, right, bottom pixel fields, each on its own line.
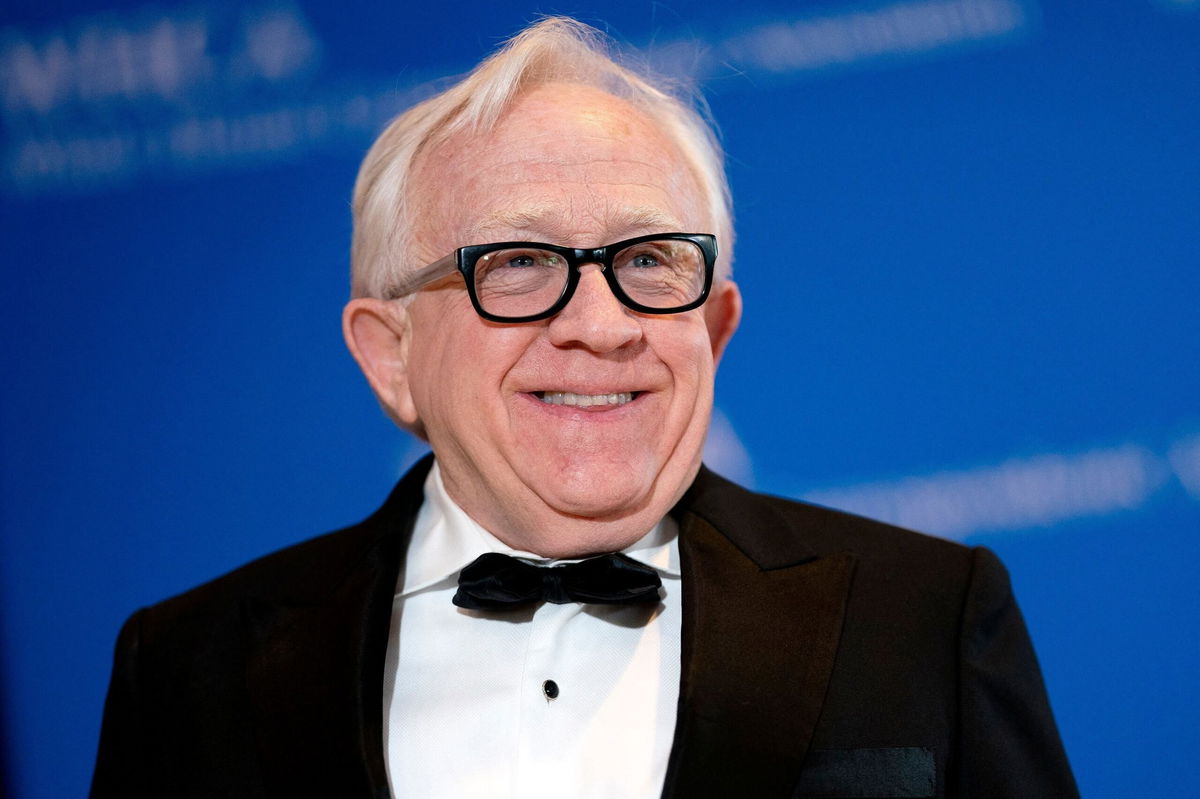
left=472, top=238, right=707, bottom=318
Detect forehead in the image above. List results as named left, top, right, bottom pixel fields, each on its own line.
left=410, top=83, right=707, bottom=254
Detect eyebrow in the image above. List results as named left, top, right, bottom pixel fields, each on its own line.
left=466, top=205, right=686, bottom=244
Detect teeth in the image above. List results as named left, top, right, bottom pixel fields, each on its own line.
left=538, top=391, right=634, bottom=407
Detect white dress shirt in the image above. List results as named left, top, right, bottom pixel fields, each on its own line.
left=382, top=463, right=683, bottom=798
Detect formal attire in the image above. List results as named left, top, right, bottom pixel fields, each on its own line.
left=384, top=462, right=682, bottom=796
left=91, top=455, right=1079, bottom=798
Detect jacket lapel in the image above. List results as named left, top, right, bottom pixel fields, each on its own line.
left=241, top=457, right=431, bottom=798
left=662, top=468, right=856, bottom=798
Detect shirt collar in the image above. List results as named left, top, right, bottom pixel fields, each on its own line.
left=398, top=461, right=681, bottom=598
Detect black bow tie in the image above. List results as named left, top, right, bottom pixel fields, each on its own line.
left=452, top=552, right=663, bottom=610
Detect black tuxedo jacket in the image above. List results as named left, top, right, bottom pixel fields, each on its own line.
left=92, top=457, right=1078, bottom=798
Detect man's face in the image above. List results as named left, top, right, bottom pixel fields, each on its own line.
left=378, top=83, right=739, bottom=556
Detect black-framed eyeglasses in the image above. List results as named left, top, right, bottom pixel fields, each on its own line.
left=385, top=232, right=717, bottom=323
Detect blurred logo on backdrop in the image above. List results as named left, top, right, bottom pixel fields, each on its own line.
left=797, top=431, right=1200, bottom=541
left=648, top=0, right=1034, bottom=82
left=2, top=0, right=1038, bottom=194
left=695, top=409, right=1200, bottom=542
left=0, top=2, right=422, bottom=192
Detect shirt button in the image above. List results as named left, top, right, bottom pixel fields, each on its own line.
left=542, top=679, right=559, bottom=700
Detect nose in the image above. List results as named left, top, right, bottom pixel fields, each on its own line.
left=546, top=263, right=642, bottom=352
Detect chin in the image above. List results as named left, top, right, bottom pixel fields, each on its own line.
left=545, top=485, right=648, bottom=520
left=539, top=459, right=658, bottom=515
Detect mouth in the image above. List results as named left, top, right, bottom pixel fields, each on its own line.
left=533, top=391, right=638, bottom=408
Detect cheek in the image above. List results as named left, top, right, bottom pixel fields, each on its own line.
left=656, top=320, right=717, bottom=394
left=412, top=338, right=481, bottom=416
left=408, top=307, right=537, bottom=427
left=405, top=302, right=471, bottom=425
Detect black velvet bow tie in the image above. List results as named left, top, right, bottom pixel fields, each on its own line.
left=452, top=552, right=663, bottom=610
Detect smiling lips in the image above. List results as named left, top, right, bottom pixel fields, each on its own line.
left=535, top=391, right=637, bottom=407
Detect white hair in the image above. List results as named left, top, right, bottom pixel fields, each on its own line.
left=349, top=16, right=734, bottom=299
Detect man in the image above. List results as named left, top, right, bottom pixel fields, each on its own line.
left=92, top=17, right=1078, bottom=799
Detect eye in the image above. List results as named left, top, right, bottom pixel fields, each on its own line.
left=499, top=252, right=562, bottom=269
left=630, top=252, right=660, bottom=268
left=475, top=248, right=566, bottom=284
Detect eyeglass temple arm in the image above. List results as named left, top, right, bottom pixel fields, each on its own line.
left=384, top=252, right=459, bottom=299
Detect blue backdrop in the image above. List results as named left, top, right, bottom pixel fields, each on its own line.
left=3, top=1, right=1198, bottom=796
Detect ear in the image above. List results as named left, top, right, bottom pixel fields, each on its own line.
left=703, top=279, right=742, bottom=365
left=342, top=298, right=425, bottom=437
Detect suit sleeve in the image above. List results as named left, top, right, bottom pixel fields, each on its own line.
left=952, top=547, right=1079, bottom=798
left=90, top=609, right=152, bottom=799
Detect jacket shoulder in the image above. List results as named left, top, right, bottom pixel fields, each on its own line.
left=137, top=457, right=430, bottom=633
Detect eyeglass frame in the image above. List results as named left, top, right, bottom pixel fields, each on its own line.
left=384, top=232, right=718, bottom=324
